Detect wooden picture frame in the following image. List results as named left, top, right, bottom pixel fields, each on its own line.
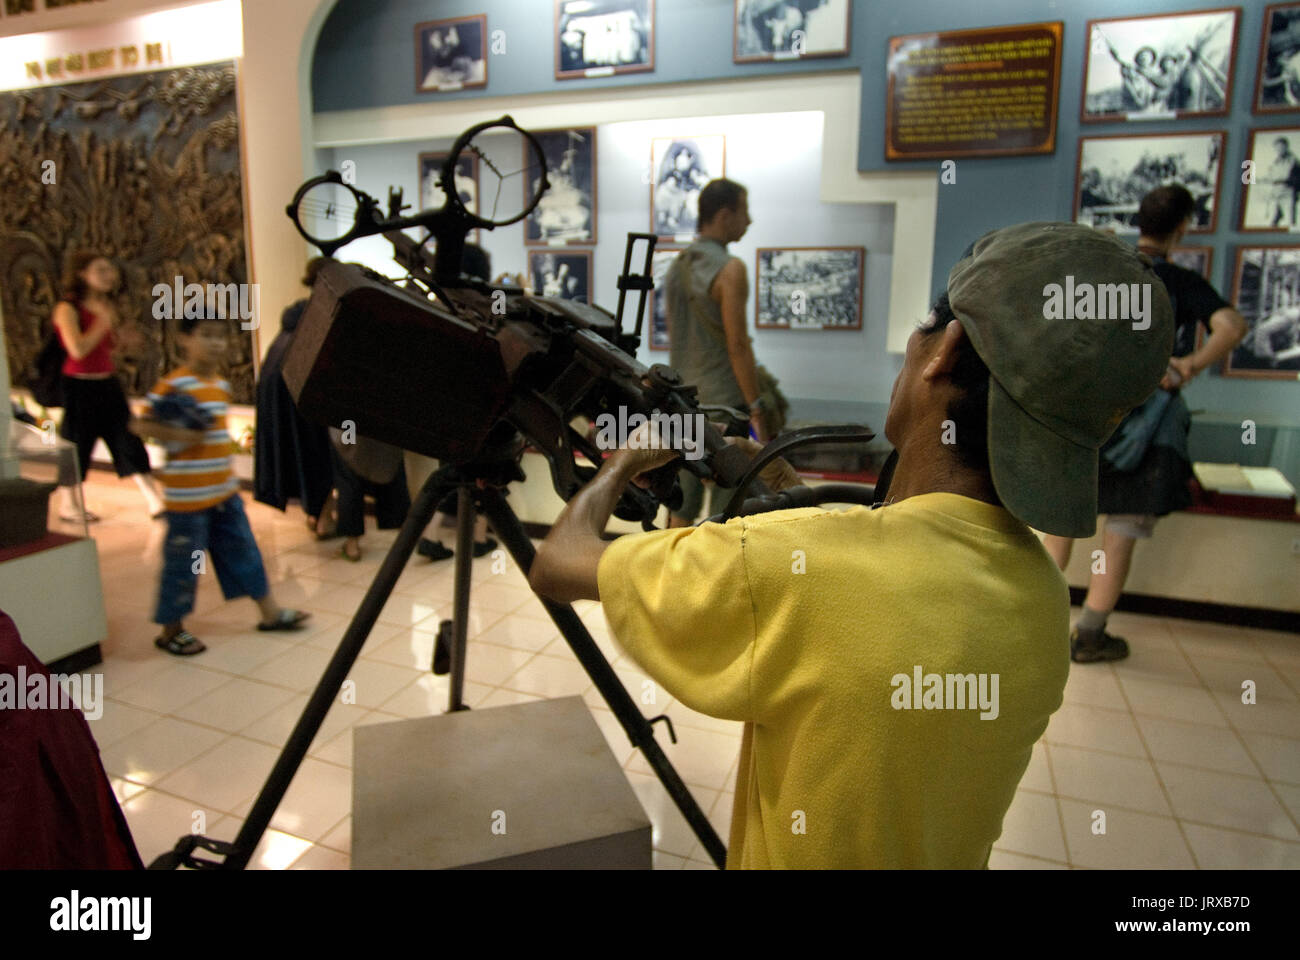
left=1255, top=2, right=1300, bottom=113
left=523, top=127, right=598, bottom=246
left=733, top=0, right=851, bottom=64
left=1075, top=131, right=1226, bottom=235
left=415, top=15, right=488, bottom=94
left=646, top=246, right=681, bottom=351
left=418, top=150, right=479, bottom=244
left=555, top=0, right=654, bottom=81
left=528, top=249, right=594, bottom=304
left=650, top=135, right=725, bottom=240
left=754, top=246, right=865, bottom=330
left=1224, top=244, right=1300, bottom=378
left=1080, top=7, right=1239, bottom=123
left=884, top=21, right=1063, bottom=160
left=1239, top=126, right=1300, bottom=231
left=1168, top=245, right=1214, bottom=280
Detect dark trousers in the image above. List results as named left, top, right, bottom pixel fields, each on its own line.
left=330, top=447, right=411, bottom=538
left=60, top=375, right=151, bottom=480
left=154, top=494, right=269, bottom=624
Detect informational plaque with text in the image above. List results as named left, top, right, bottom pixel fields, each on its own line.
left=886, top=22, right=1063, bottom=160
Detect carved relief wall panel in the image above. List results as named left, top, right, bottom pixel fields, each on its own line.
left=1, top=60, right=253, bottom=402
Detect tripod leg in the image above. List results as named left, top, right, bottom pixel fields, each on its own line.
left=447, top=485, right=475, bottom=712
left=478, top=488, right=728, bottom=869
left=221, top=468, right=456, bottom=870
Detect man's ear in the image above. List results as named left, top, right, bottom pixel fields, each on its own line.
left=921, top=319, right=966, bottom=381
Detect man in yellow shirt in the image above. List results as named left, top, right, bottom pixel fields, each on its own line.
left=530, top=223, right=1175, bottom=868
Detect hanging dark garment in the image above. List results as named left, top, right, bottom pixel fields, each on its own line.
left=253, top=299, right=334, bottom=518
left=0, top=611, right=143, bottom=869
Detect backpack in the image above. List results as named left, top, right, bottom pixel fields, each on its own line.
left=28, top=328, right=66, bottom=408
left=755, top=364, right=789, bottom=436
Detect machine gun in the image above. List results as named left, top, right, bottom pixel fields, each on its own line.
left=281, top=115, right=873, bottom=524
left=148, top=116, right=873, bottom=872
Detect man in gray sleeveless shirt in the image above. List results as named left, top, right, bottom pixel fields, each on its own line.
left=664, top=178, right=771, bottom=525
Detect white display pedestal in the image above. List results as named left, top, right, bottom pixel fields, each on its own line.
left=352, top=697, right=651, bottom=869
left=1058, top=509, right=1300, bottom=615
left=0, top=536, right=107, bottom=668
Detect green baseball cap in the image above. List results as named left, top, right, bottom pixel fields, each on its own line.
left=947, top=222, right=1174, bottom=538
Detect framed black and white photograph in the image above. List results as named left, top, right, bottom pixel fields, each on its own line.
left=1168, top=246, right=1214, bottom=280
left=415, top=15, right=487, bottom=93
left=734, top=0, right=851, bottom=63
left=555, top=0, right=654, bottom=80
left=754, top=247, right=865, bottom=330
left=650, top=135, right=725, bottom=240
left=529, top=250, right=593, bottom=304
left=419, top=151, right=479, bottom=217
left=647, top=247, right=680, bottom=350
left=1075, top=132, right=1225, bottom=235
left=1255, top=3, right=1300, bottom=112
left=1240, top=127, right=1300, bottom=231
left=1081, top=8, right=1238, bottom=122
left=419, top=151, right=478, bottom=243
left=1226, top=245, right=1300, bottom=378
left=524, top=128, right=597, bottom=245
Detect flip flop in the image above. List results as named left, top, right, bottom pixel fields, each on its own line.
left=155, top=630, right=206, bottom=655
left=257, top=609, right=311, bottom=631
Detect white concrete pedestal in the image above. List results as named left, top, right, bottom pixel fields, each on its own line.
left=352, top=696, right=651, bottom=869
left=0, top=537, right=107, bottom=667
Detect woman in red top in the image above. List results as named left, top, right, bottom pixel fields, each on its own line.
left=52, top=251, right=164, bottom=522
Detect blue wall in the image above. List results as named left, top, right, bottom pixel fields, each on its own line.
left=312, top=0, right=1297, bottom=435
left=314, top=0, right=868, bottom=112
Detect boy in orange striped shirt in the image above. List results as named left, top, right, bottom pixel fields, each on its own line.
left=130, top=316, right=309, bottom=655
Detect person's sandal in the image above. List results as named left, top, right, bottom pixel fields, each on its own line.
left=155, top=630, right=206, bottom=655
left=257, top=609, right=312, bottom=631
left=340, top=542, right=362, bottom=562
left=312, top=512, right=341, bottom=541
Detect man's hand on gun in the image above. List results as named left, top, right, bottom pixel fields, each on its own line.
left=612, top=421, right=681, bottom=488
left=609, top=421, right=805, bottom=507
left=725, top=436, right=805, bottom=494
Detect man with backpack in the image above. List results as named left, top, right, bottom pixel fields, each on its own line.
left=1041, top=186, right=1247, bottom=663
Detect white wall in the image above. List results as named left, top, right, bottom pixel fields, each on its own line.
left=325, top=109, right=898, bottom=407
left=0, top=0, right=242, bottom=89
left=239, top=0, right=337, bottom=358
left=312, top=71, right=937, bottom=361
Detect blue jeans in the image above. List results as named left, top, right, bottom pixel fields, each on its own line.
left=154, top=494, right=269, bottom=625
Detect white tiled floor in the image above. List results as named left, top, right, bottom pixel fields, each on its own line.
left=58, top=474, right=1300, bottom=869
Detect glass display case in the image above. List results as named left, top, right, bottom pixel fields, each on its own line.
left=6, top=418, right=88, bottom=540
left=1187, top=413, right=1300, bottom=499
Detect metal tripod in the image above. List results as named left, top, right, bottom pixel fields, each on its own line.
left=151, top=458, right=727, bottom=870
